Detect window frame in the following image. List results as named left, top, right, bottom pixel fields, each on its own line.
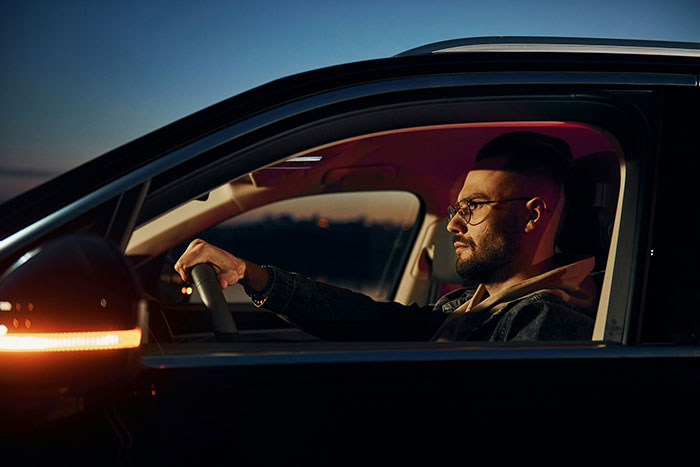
left=133, top=90, right=655, bottom=347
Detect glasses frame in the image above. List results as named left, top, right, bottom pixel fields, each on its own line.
left=447, top=197, right=543, bottom=225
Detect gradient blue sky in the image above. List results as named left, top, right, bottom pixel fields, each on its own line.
left=2, top=0, right=700, bottom=201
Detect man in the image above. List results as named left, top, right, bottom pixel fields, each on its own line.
left=174, top=131, right=597, bottom=342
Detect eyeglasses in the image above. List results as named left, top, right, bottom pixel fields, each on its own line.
left=447, top=197, right=540, bottom=225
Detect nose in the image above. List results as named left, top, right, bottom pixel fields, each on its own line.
left=446, top=214, right=467, bottom=234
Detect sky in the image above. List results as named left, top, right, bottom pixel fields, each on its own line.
left=2, top=0, right=700, bottom=202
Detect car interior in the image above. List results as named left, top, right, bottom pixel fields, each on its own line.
left=125, top=121, right=622, bottom=347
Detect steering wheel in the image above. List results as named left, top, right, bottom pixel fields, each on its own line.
left=190, top=263, right=240, bottom=342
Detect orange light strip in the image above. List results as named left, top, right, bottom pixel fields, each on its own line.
left=0, top=325, right=142, bottom=352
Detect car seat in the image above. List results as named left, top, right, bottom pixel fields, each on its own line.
left=556, top=150, right=620, bottom=291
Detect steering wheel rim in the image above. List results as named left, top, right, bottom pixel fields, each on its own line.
left=190, top=263, right=240, bottom=342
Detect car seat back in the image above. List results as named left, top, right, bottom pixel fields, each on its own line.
left=557, top=151, right=620, bottom=275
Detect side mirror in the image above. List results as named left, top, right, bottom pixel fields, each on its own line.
left=0, top=235, right=145, bottom=427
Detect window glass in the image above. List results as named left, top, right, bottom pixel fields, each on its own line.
left=160, top=191, right=421, bottom=305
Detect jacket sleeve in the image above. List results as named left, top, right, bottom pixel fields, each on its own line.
left=259, top=267, right=448, bottom=341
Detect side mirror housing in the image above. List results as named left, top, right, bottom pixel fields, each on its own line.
left=0, top=235, right=145, bottom=426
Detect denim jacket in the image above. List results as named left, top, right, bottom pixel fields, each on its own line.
left=258, top=257, right=597, bottom=342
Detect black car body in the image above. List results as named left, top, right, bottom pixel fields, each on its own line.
left=1, top=37, right=699, bottom=464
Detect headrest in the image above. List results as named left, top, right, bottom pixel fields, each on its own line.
left=556, top=151, right=620, bottom=269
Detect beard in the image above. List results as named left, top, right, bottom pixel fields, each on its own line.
left=454, top=222, right=520, bottom=285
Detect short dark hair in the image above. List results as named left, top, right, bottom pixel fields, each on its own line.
left=475, top=131, right=573, bottom=203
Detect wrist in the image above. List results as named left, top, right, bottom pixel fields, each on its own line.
left=242, top=265, right=276, bottom=307
left=240, top=261, right=269, bottom=291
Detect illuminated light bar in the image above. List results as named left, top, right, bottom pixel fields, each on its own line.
left=0, top=301, right=11, bottom=312
left=287, top=156, right=322, bottom=162
left=0, top=325, right=142, bottom=352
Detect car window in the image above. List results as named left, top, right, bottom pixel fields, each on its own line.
left=159, top=191, right=421, bottom=306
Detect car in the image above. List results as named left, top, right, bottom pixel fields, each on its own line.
left=1, top=36, right=699, bottom=465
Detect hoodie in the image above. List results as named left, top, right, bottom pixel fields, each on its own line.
left=431, top=256, right=597, bottom=342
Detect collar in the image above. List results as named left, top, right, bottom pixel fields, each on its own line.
left=455, top=256, right=597, bottom=315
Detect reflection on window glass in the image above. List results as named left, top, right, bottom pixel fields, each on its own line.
left=163, top=191, right=421, bottom=304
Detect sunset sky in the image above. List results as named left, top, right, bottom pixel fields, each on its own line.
left=2, top=0, right=700, bottom=202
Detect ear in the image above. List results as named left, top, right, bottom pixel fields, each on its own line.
left=524, top=198, right=546, bottom=233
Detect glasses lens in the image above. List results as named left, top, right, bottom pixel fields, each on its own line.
left=448, top=203, right=471, bottom=224
left=469, top=202, right=490, bottom=225
left=459, top=201, right=473, bottom=225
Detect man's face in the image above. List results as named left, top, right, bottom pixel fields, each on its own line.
left=447, top=166, right=525, bottom=284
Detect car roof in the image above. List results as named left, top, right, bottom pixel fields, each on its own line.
left=398, top=36, right=700, bottom=58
